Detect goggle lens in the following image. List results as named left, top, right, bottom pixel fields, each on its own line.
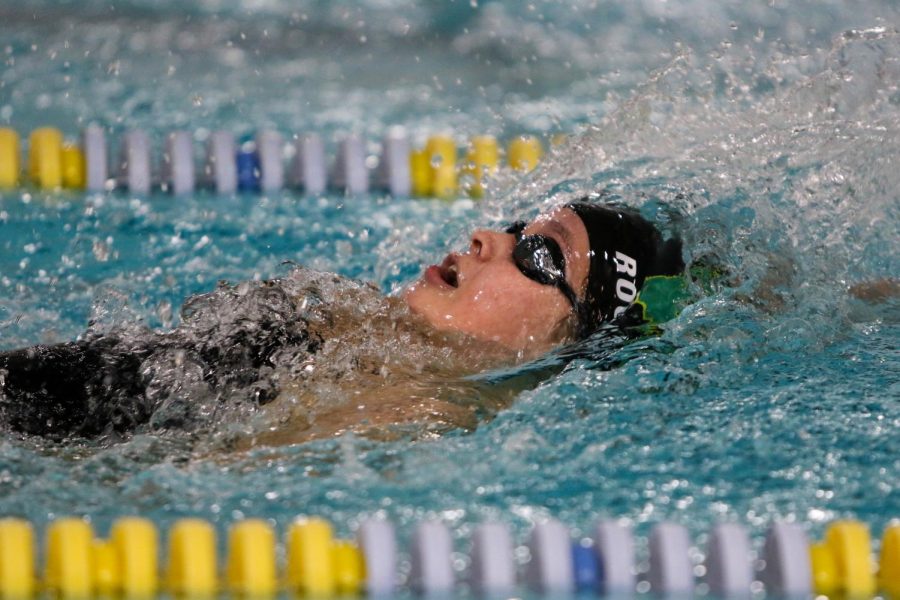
left=512, top=234, right=567, bottom=284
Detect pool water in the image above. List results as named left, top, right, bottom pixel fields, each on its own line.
left=1, top=0, right=899, bottom=570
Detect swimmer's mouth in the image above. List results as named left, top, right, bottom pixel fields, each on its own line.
left=439, top=255, right=459, bottom=288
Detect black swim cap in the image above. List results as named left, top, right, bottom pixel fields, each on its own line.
left=567, top=200, right=684, bottom=337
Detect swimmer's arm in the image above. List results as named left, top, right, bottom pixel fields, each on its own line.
left=738, top=252, right=896, bottom=310
left=848, top=278, right=899, bottom=302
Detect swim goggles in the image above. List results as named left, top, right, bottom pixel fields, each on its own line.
left=506, top=221, right=587, bottom=329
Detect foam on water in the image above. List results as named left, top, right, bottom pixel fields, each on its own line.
left=0, top=1, right=898, bottom=545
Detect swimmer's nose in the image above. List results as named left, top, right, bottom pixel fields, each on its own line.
left=469, top=229, right=514, bottom=262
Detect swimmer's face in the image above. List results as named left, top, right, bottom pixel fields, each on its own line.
left=403, top=206, right=591, bottom=352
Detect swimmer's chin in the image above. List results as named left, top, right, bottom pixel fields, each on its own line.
left=398, top=278, right=434, bottom=323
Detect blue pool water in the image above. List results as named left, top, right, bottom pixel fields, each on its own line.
left=1, top=0, right=899, bottom=568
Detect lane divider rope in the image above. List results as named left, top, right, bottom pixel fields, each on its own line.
left=0, top=126, right=547, bottom=199
left=28, top=127, right=63, bottom=190
left=0, top=128, right=21, bottom=188
left=0, top=516, right=897, bottom=598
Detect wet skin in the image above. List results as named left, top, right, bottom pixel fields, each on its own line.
left=403, top=206, right=592, bottom=352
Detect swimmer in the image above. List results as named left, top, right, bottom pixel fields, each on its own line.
left=404, top=201, right=684, bottom=350
left=0, top=199, right=685, bottom=444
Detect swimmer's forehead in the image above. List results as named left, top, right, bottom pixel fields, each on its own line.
left=523, top=207, right=582, bottom=251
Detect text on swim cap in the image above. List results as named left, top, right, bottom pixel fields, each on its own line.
left=613, top=251, right=637, bottom=317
